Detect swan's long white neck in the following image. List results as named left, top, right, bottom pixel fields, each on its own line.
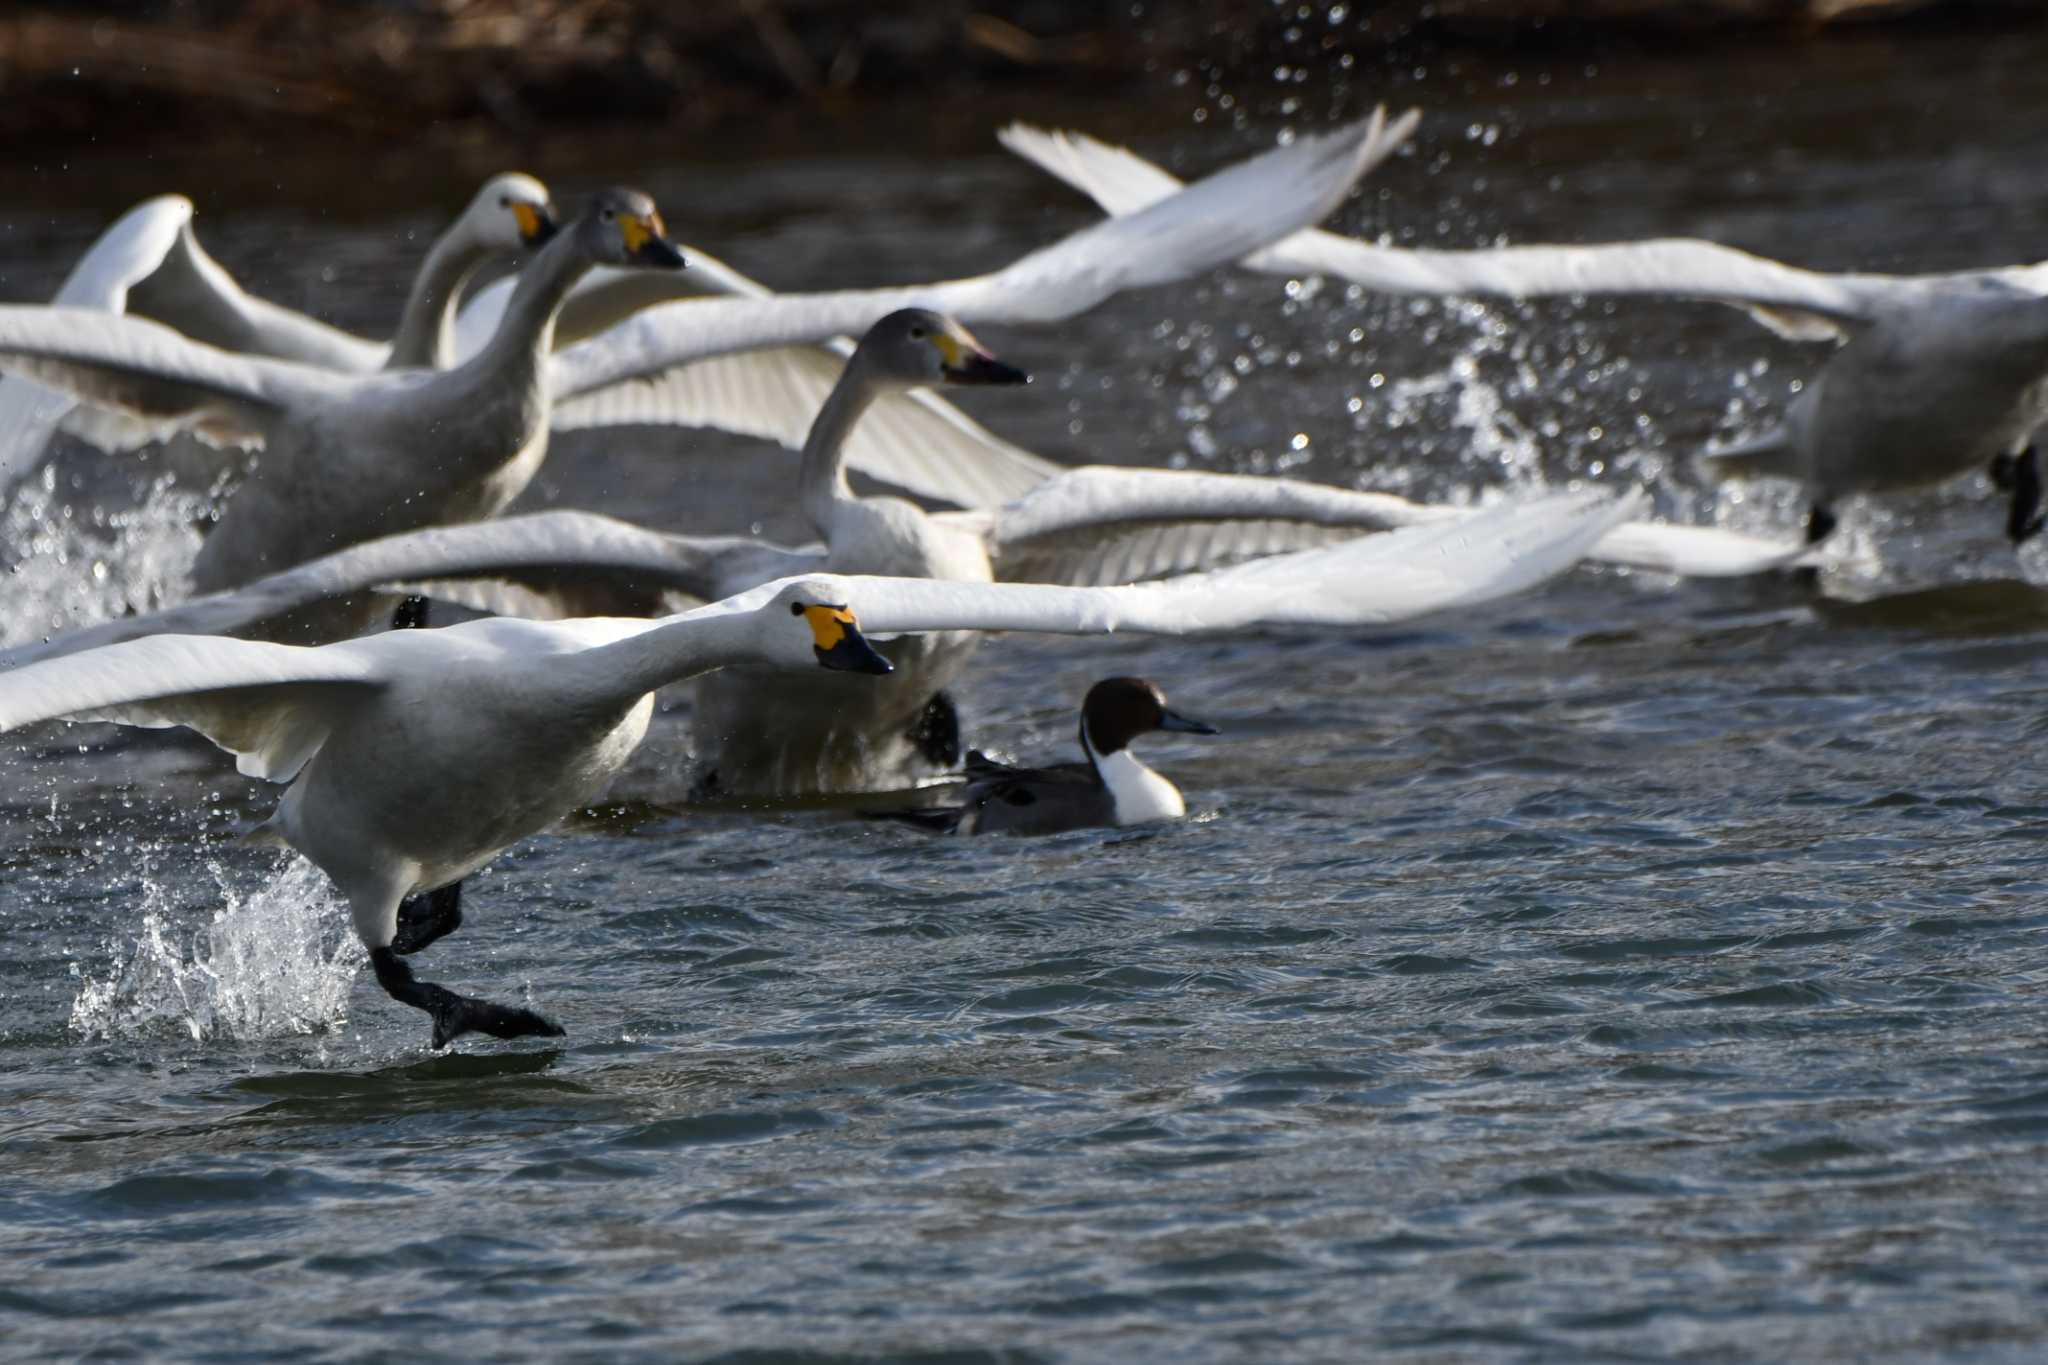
left=462, top=228, right=591, bottom=379
left=799, top=352, right=883, bottom=541
left=1084, top=730, right=1186, bottom=824
left=386, top=222, right=491, bottom=370
left=567, top=608, right=772, bottom=712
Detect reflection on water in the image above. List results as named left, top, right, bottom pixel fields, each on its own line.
left=5, top=20, right=2048, bottom=1363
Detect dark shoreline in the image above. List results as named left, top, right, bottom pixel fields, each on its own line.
left=2, top=0, right=2038, bottom=158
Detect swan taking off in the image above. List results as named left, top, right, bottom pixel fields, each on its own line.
left=0, top=174, right=560, bottom=491
left=1001, top=120, right=2048, bottom=551
left=0, top=489, right=1635, bottom=1048
left=0, top=187, right=688, bottom=643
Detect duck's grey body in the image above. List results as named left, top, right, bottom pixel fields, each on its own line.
left=935, top=752, right=1121, bottom=836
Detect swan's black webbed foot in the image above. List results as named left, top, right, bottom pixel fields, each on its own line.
left=2003, top=445, right=2045, bottom=545
left=1804, top=502, right=1838, bottom=546
left=392, top=881, right=463, bottom=955
left=907, top=690, right=963, bottom=768
left=1991, top=451, right=2021, bottom=492
left=370, top=947, right=565, bottom=1050
left=392, top=595, right=431, bottom=631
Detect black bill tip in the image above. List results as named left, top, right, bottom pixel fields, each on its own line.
left=635, top=236, right=687, bottom=270
left=817, top=631, right=894, bottom=676
left=943, top=353, right=1030, bottom=386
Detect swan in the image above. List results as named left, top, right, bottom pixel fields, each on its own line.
left=0, top=187, right=688, bottom=642
left=0, top=174, right=560, bottom=490
left=0, top=487, right=1634, bottom=1047
left=874, top=676, right=1219, bottom=836
left=999, top=121, right=2048, bottom=549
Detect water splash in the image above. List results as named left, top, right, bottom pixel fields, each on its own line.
left=70, top=857, right=362, bottom=1043
left=1, top=462, right=207, bottom=646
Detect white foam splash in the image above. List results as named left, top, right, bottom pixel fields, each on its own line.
left=1, top=462, right=207, bottom=646
left=70, top=857, right=363, bottom=1043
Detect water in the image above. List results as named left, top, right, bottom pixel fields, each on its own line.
left=6, top=22, right=2048, bottom=1361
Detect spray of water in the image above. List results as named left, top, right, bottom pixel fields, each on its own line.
left=69, top=856, right=363, bottom=1043
left=1, top=462, right=207, bottom=646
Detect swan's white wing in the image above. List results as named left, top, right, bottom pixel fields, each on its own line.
left=953, top=465, right=1813, bottom=583
left=998, top=122, right=2026, bottom=340
left=0, top=512, right=824, bottom=669
left=557, top=343, right=1060, bottom=508
left=0, top=632, right=390, bottom=781
left=550, top=110, right=1416, bottom=404
left=458, top=262, right=734, bottom=357
left=129, top=221, right=389, bottom=372
left=0, top=196, right=192, bottom=486
left=953, top=466, right=1435, bottom=585
left=673, top=489, right=1632, bottom=638
left=457, top=254, right=1059, bottom=509
left=0, top=306, right=342, bottom=429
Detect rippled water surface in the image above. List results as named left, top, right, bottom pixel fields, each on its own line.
left=6, top=24, right=2048, bottom=1362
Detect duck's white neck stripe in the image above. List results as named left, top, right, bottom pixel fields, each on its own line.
left=1087, top=735, right=1186, bottom=825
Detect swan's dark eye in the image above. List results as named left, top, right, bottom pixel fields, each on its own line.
left=909, top=326, right=926, bottom=340
left=601, top=208, right=615, bottom=222
left=790, top=602, right=805, bottom=616
left=498, top=195, right=510, bottom=207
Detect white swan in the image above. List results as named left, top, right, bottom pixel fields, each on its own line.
left=0, top=175, right=559, bottom=491
left=0, top=188, right=689, bottom=642
left=0, top=487, right=1633, bottom=1047
left=1000, top=121, right=2048, bottom=548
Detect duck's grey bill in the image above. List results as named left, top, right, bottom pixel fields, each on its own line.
left=818, top=630, right=894, bottom=676
left=944, top=353, right=1029, bottom=386
left=1159, top=708, right=1219, bottom=736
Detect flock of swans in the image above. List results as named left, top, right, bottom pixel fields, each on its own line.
left=4, top=104, right=2044, bottom=1047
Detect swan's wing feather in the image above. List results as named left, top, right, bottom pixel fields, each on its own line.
left=1001, top=121, right=1967, bottom=333
left=130, top=222, right=388, bottom=372
left=963, top=466, right=1440, bottom=584
left=454, top=248, right=774, bottom=361
left=0, top=196, right=193, bottom=487
left=0, top=512, right=824, bottom=669
left=542, top=245, right=1058, bottom=507
left=828, top=489, right=1637, bottom=636
left=0, top=306, right=339, bottom=425
left=549, top=110, right=1414, bottom=403
left=1585, top=519, right=1816, bottom=577
left=958, top=465, right=1813, bottom=582
left=556, top=343, right=1060, bottom=508
left=0, top=632, right=389, bottom=781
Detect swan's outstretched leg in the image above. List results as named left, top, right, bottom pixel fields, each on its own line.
left=350, top=879, right=561, bottom=1049
left=1804, top=502, right=1837, bottom=545
left=370, top=947, right=565, bottom=1050
left=907, top=690, right=962, bottom=768
left=2002, top=445, right=2045, bottom=545
left=392, top=882, right=463, bottom=956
